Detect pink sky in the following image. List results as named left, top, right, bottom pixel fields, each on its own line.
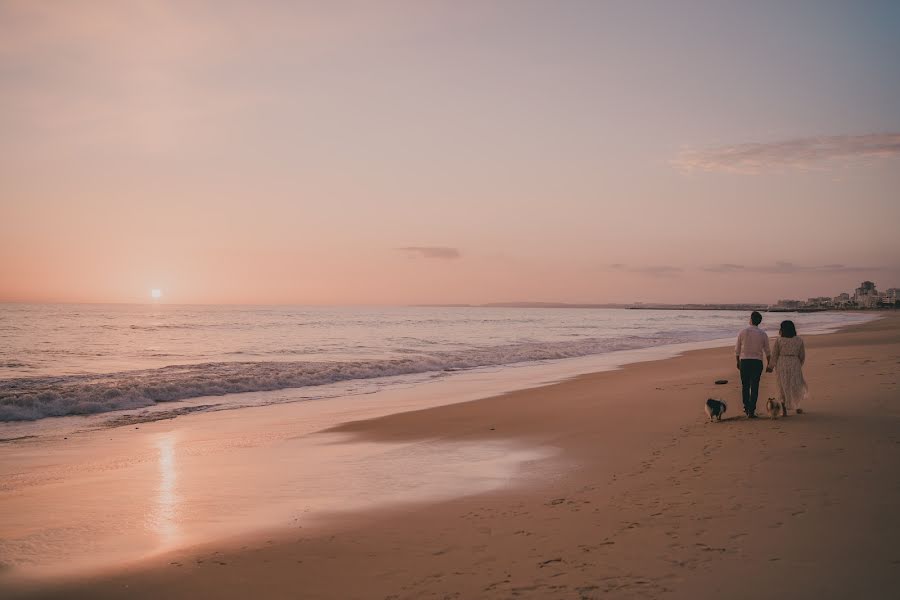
left=2, top=1, right=899, bottom=305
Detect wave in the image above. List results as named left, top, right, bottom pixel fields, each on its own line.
left=0, top=334, right=681, bottom=421
left=1, top=361, right=31, bottom=369
left=124, top=320, right=331, bottom=332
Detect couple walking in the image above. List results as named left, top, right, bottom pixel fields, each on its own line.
left=735, top=311, right=808, bottom=418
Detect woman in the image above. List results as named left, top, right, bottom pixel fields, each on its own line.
left=766, top=320, right=808, bottom=415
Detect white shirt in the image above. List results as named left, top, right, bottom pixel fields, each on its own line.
left=735, top=325, right=771, bottom=361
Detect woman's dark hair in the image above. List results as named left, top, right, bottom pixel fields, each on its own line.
left=780, top=320, right=797, bottom=338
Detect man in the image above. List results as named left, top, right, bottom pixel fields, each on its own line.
left=735, top=311, right=770, bottom=418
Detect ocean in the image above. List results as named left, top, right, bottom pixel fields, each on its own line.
left=0, top=304, right=875, bottom=424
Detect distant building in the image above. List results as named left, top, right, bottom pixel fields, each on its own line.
left=805, top=297, right=832, bottom=307
left=857, top=294, right=881, bottom=308
left=776, top=299, right=802, bottom=309
left=853, top=281, right=880, bottom=308
left=775, top=282, right=896, bottom=311
left=876, top=289, right=899, bottom=307
left=832, top=293, right=851, bottom=308
left=854, top=281, right=876, bottom=300
left=856, top=281, right=876, bottom=296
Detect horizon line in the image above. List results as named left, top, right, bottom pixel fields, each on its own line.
left=0, top=299, right=839, bottom=309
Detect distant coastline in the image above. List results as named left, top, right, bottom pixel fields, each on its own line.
left=412, top=302, right=894, bottom=312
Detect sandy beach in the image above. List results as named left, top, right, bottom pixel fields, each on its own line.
left=3, top=314, right=899, bottom=599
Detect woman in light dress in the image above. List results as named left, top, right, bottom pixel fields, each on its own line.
left=766, top=320, right=808, bottom=416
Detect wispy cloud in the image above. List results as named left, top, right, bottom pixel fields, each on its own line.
left=674, top=133, right=900, bottom=174
left=637, top=265, right=683, bottom=276
left=702, top=262, right=875, bottom=274
left=703, top=263, right=747, bottom=273
left=397, top=246, right=461, bottom=259
left=606, top=264, right=682, bottom=277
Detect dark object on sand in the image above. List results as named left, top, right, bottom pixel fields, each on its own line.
left=715, top=379, right=728, bottom=385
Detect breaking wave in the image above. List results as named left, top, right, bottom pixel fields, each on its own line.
left=1, top=335, right=678, bottom=421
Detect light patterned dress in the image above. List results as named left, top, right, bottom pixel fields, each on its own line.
left=770, top=336, right=808, bottom=410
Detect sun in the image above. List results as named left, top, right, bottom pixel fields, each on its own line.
left=151, top=289, right=162, bottom=299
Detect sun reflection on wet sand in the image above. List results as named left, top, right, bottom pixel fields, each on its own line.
left=150, top=433, right=179, bottom=548
left=0, top=418, right=557, bottom=577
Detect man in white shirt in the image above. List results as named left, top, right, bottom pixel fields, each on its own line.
left=735, top=311, right=771, bottom=418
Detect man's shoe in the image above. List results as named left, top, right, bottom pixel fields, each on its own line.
left=748, top=414, right=758, bottom=419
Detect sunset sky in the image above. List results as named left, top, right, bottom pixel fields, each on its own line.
left=2, top=1, right=899, bottom=305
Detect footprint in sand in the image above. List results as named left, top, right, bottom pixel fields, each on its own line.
left=538, top=557, right=563, bottom=567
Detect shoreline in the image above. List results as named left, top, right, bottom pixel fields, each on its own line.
left=3, top=314, right=899, bottom=598
left=0, top=311, right=875, bottom=438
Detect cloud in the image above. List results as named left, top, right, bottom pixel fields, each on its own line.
left=397, top=246, right=461, bottom=259
left=702, top=262, right=874, bottom=274
left=703, top=263, right=747, bottom=272
left=674, top=133, right=900, bottom=174
left=637, top=265, right=683, bottom=276
left=605, top=264, right=682, bottom=277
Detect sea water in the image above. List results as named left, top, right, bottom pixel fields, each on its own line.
left=0, top=304, right=874, bottom=424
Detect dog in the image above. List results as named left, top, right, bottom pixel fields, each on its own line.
left=765, top=397, right=784, bottom=419
left=705, top=398, right=727, bottom=422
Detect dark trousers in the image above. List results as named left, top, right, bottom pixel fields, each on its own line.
left=739, top=359, right=764, bottom=415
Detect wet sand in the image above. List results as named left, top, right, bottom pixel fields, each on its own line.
left=4, top=314, right=899, bottom=599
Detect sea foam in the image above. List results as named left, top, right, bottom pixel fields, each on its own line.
left=0, top=335, right=673, bottom=421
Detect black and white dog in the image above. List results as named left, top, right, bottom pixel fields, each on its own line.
left=705, top=398, right=727, bottom=422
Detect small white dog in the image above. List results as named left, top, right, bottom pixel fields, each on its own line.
left=705, top=398, right=727, bottom=422
left=765, top=397, right=784, bottom=419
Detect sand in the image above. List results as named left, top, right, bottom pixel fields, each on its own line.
left=4, top=314, right=899, bottom=599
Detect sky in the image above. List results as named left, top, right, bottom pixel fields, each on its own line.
left=1, top=0, right=899, bottom=305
